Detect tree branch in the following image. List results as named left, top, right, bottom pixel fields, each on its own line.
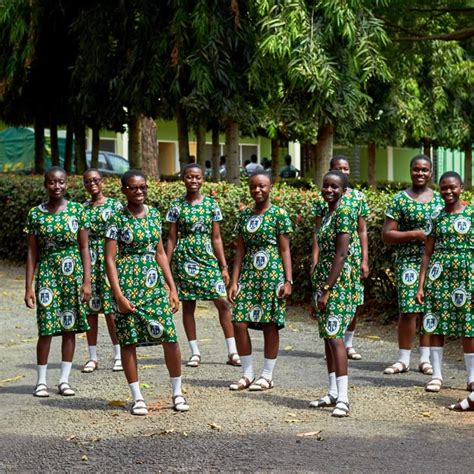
left=393, top=27, right=474, bottom=42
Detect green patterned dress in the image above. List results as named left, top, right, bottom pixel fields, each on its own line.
left=312, top=204, right=356, bottom=339
left=166, top=196, right=226, bottom=300
left=232, top=205, right=293, bottom=330
left=385, top=191, right=444, bottom=314
left=84, top=197, right=123, bottom=315
left=313, top=189, right=369, bottom=305
left=24, top=202, right=90, bottom=337
left=105, top=206, right=177, bottom=346
left=422, top=206, right=474, bottom=337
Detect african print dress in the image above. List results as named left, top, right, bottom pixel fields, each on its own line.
left=232, top=205, right=293, bottom=330
left=313, top=189, right=369, bottom=305
left=312, top=204, right=356, bottom=339
left=422, top=206, right=474, bottom=337
left=105, top=206, right=177, bottom=346
left=84, top=198, right=123, bottom=315
left=24, top=201, right=90, bottom=337
left=166, top=196, right=226, bottom=300
left=385, top=191, right=444, bottom=314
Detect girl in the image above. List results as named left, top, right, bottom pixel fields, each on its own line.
left=416, top=171, right=473, bottom=394
left=382, top=155, right=443, bottom=376
left=166, top=164, right=239, bottom=367
left=310, top=170, right=356, bottom=417
left=105, top=170, right=189, bottom=415
left=82, top=169, right=123, bottom=373
left=24, top=166, right=91, bottom=397
left=313, top=156, right=369, bottom=360
left=228, top=172, right=293, bottom=391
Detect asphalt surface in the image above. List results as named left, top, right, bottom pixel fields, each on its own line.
left=0, top=263, right=472, bottom=472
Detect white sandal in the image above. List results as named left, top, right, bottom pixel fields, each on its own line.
left=58, top=382, right=75, bottom=396
left=82, top=360, right=98, bottom=373
left=112, top=359, right=123, bottom=372
left=347, top=347, right=362, bottom=360
left=186, top=354, right=201, bottom=368
left=383, top=361, right=409, bottom=375
left=332, top=401, right=350, bottom=417
left=130, top=399, right=148, bottom=416
left=249, top=377, right=274, bottom=391
left=309, top=394, right=337, bottom=408
left=33, top=383, right=49, bottom=398
left=173, top=395, right=190, bottom=412
left=425, top=378, right=443, bottom=393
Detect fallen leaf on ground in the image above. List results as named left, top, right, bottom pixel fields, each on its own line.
left=144, top=429, right=175, bottom=437
left=15, top=325, right=21, bottom=329
left=0, top=375, right=24, bottom=384
left=286, top=413, right=297, bottom=417
left=107, top=400, right=126, bottom=407
left=284, top=345, right=293, bottom=352
left=141, top=364, right=159, bottom=369
left=81, top=455, right=88, bottom=461
left=21, top=338, right=36, bottom=343
left=285, top=419, right=303, bottom=423
left=420, top=412, right=432, bottom=418
left=140, top=383, right=150, bottom=389
left=364, top=335, right=380, bottom=340
left=181, top=432, right=188, bottom=437
left=208, top=422, right=221, bottom=431
left=67, top=435, right=76, bottom=441
left=297, top=430, right=323, bottom=439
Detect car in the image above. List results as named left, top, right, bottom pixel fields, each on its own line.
left=86, top=151, right=129, bottom=176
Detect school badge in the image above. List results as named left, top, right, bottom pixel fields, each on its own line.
left=246, top=215, right=262, bottom=233
left=145, top=268, right=158, bottom=288
left=61, top=257, right=75, bottom=276
left=253, top=251, right=269, bottom=270
left=423, top=313, right=438, bottom=333
left=452, top=287, right=467, bottom=307
left=38, top=287, right=53, bottom=307
left=249, top=305, right=263, bottom=322
left=68, top=217, right=79, bottom=233
left=101, top=208, right=113, bottom=221
left=147, top=320, right=164, bottom=339
left=453, top=216, right=470, bottom=235
left=402, top=268, right=418, bottom=286
left=326, top=316, right=340, bottom=336
left=428, top=263, right=442, bottom=281
left=184, top=261, right=200, bottom=276
left=215, top=280, right=227, bottom=297
left=89, top=296, right=102, bottom=312
left=60, top=310, right=76, bottom=330
left=121, top=227, right=133, bottom=244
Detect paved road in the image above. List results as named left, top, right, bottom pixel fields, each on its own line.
left=0, top=263, right=472, bottom=472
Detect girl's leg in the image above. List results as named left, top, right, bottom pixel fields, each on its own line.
left=310, top=339, right=337, bottom=407
left=122, top=343, right=147, bottom=415
left=163, top=342, right=189, bottom=412
left=418, top=315, right=431, bottom=369
left=57, top=333, right=76, bottom=395
left=105, top=313, right=122, bottom=370
left=230, top=322, right=254, bottom=388
left=213, top=299, right=239, bottom=363
left=328, top=338, right=350, bottom=417
left=83, top=314, right=99, bottom=372
left=182, top=301, right=200, bottom=364
left=426, top=334, right=444, bottom=392
left=345, top=310, right=361, bottom=360
left=36, top=335, right=52, bottom=388
left=259, top=323, right=279, bottom=382
left=461, top=337, right=474, bottom=390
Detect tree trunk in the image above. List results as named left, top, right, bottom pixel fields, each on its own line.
left=196, top=120, right=206, bottom=167
left=465, top=144, right=472, bottom=190
left=74, top=124, right=87, bottom=175
left=91, top=127, right=100, bottom=168
left=423, top=138, right=431, bottom=158
left=128, top=113, right=142, bottom=169
left=141, top=117, right=159, bottom=179
left=176, top=104, right=189, bottom=172
left=64, top=124, right=73, bottom=174
left=34, top=118, right=45, bottom=174
left=224, top=119, right=240, bottom=185
left=211, top=122, right=220, bottom=180
left=50, top=121, right=59, bottom=167
left=271, top=138, right=280, bottom=182
left=313, top=122, right=334, bottom=187
left=368, top=142, right=376, bottom=189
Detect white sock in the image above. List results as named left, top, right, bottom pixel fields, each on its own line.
left=336, top=375, right=349, bottom=403
left=328, top=372, right=338, bottom=398
left=36, top=364, right=47, bottom=385
left=88, top=345, right=98, bottom=361
left=59, top=361, right=72, bottom=384
left=419, top=346, right=430, bottom=364
left=464, top=353, right=474, bottom=383
left=261, top=358, right=277, bottom=380
left=460, top=392, right=474, bottom=410
left=129, top=381, right=143, bottom=402
left=344, top=331, right=354, bottom=349
left=431, top=347, right=444, bottom=380
left=113, top=344, right=121, bottom=360
left=398, top=349, right=411, bottom=367
left=240, top=354, right=254, bottom=380
left=225, top=337, right=238, bottom=355
left=188, top=340, right=200, bottom=356
left=170, top=376, right=183, bottom=397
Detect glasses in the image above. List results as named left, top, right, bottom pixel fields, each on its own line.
left=126, top=185, right=148, bottom=193
left=84, top=178, right=102, bottom=185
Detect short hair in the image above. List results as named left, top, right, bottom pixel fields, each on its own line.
left=83, top=168, right=102, bottom=178
left=439, top=171, right=463, bottom=186
left=205, top=160, right=211, bottom=168
left=329, top=155, right=349, bottom=169
left=121, top=169, right=146, bottom=187
left=284, top=155, right=292, bottom=165
left=44, top=166, right=66, bottom=182
left=249, top=170, right=272, bottom=184
left=323, top=170, right=349, bottom=189
left=250, top=154, right=258, bottom=163
left=220, top=155, right=226, bottom=164
left=410, top=154, right=432, bottom=169
left=181, top=163, right=203, bottom=178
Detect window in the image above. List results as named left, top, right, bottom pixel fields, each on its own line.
left=107, top=154, right=129, bottom=173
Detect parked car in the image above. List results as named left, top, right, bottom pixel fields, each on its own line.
left=86, top=151, right=129, bottom=176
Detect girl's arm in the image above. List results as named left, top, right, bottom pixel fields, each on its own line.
left=382, top=217, right=425, bottom=244
left=311, top=216, right=321, bottom=273
left=78, top=229, right=92, bottom=302
left=278, top=233, right=292, bottom=298
left=416, top=235, right=435, bottom=304
left=358, top=216, right=369, bottom=278
left=155, top=238, right=179, bottom=313
left=228, top=235, right=245, bottom=303
left=24, top=235, right=39, bottom=308
left=105, top=238, right=135, bottom=313
left=211, top=221, right=230, bottom=286
left=165, top=221, right=178, bottom=262
left=317, top=232, right=350, bottom=311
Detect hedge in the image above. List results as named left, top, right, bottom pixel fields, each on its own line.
left=1, top=174, right=472, bottom=320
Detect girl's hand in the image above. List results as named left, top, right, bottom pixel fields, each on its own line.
left=24, top=288, right=36, bottom=309
left=414, top=229, right=427, bottom=242
left=278, top=281, right=292, bottom=298
left=415, top=289, right=424, bottom=305
left=169, top=290, right=180, bottom=314
left=81, top=282, right=92, bottom=302
left=317, top=290, right=329, bottom=312
left=221, top=268, right=230, bottom=286
left=117, top=295, right=136, bottom=314
left=361, top=261, right=369, bottom=279
left=228, top=283, right=238, bottom=304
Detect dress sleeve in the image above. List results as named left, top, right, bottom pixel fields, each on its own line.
left=165, top=200, right=181, bottom=223
left=105, top=213, right=120, bottom=240
left=276, top=208, right=293, bottom=235
left=385, top=194, right=401, bottom=221
left=334, top=205, right=352, bottom=234
left=212, top=201, right=223, bottom=222
left=312, top=198, right=326, bottom=218
left=360, top=192, right=369, bottom=218
left=78, top=204, right=90, bottom=230
left=23, top=208, right=37, bottom=235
